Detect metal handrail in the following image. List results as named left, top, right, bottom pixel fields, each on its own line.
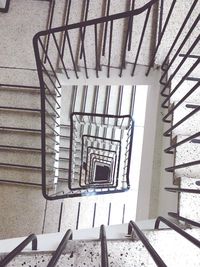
left=166, top=160, right=200, bottom=172
left=155, top=216, right=200, bottom=248
left=100, top=225, right=109, bottom=267
left=165, top=187, right=200, bottom=194
left=47, top=229, right=73, bottom=267
left=164, top=132, right=200, bottom=153
left=146, top=0, right=177, bottom=75
left=160, top=0, right=198, bottom=73
left=168, top=212, right=200, bottom=228
left=0, top=234, right=37, bottom=266
left=33, top=0, right=158, bottom=200
left=128, top=221, right=167, bottom=267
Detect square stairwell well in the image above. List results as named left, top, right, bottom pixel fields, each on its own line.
left=56, top=84, right=150, bottom=228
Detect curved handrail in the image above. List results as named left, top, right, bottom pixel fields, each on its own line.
left=47, top=229, right=73, bottom=267
left=155, top=216, right=200, bottom=248
left=100, top=225, right=109, bottom=267
left=0, top=234, right=37, bottom=266
left=128, top=221, right=167, bottom=267
left=33, top=0, right=158, bottom=38
left=168, top=212, right=200, bottom=228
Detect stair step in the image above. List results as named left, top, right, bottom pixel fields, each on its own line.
left=174, top=135, right=200, bottom=179
left=0, top=184, right=47, bottom=239
left=179, top=177, right=200, bottom=223
left=155, top=0, right=200, bottom=66
left=1, top=228, right=200, bottom=266
left=172, top=101, right=200, bottom=136
left=0, top=0, right=49, bottom=69
left=170, top=78, right=200, bottom=105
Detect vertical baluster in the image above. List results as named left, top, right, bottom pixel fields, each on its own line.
left=80, top=0, right=90, bottom=59
left=107, top=202, right=111, bottom=225
left=52, top=32, right=70, bottom=79
left=132, top=7, right=151, bottom=76
left=130, top=85, right=136, bottom=117
left=66, top=31, right=79, bottom=79
left=76, top=202, right=81, bottom=230
left=79, top=27, right=89, bottom=79
left=92, top=202, right=97, bottom=227
left=61, top=0, right=72, bottom=59
left=102, top=0, right=111, bottom=56
left=127, top=0, right=135, bottom=51
left=146, top=0, right=177, bottom=75
left=94, top=24, right=99, bottom=78
left=107, top=20, right=113, bottom=78
left=119, top=16, right=132, bottom=77
left=122, top=204, right=126, bottom=224
left=44, top=0, right=55, bottom=64
left=158, top=0, right=164, bottom=40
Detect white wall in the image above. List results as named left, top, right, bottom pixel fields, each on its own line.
left=59, top=64, right=162, bottom=222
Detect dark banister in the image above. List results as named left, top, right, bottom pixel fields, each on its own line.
left=94, top=23, right=99, bottom=78
left=165, top=187, right=200, bottom=194
left=107, top=202, right=111, bottom=225
left=161, top=38, right=200, bottom=99
left=168, top=212, right=200, bottom=228
left=128, top=221, right=167, bottom=267
left=79, top=27, right=89, bottom=79
left=165, top=160, right=200, bottom=172
left=162, top=80, right=200, bottom=121
left=155, top=216, right=200, bottom=248
left=65, top=31, right=79, bottom=79
left=102, top=0, right=111, bottom=56
left=44, top=0, right=55, bottom=64
left=127, top=0, right=135, bottom=51
left=160, top=0, right=198, bottom=72
left=158, top=0, right=164, bottom=39
left=92, top=202, right=97, bottom=227
left=0, top=234, right=37, bottom=266
left=47, top=229, right=73, bottom=267
left=107, top=20, right=113, bottom=78
left=33, top=0, right=158, bottom=38
left=80, top=0, right=90, bottom=59
left=119, top=15, right=132, bottom=77
left=122, top=204, right=125, bottom=224
left=76, top=202, right=81, bottom=230
left=100, top=225, right=109, bottom=267
left=146, top=0, right=177, bottom=75
left=164, top=132, right=200, bottom=153
left=61, top=0, right=72, bottom=59
left=131, top=6, right=151, bottom=76
left=33, top=0, right=157, bottom=201
left=163, top=104, right=200, bottom=137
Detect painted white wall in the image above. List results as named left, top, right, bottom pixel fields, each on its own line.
left=59, top=65, right=163, bottom=222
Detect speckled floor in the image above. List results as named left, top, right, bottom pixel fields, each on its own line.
left=1, top=229, right=200, bottom=267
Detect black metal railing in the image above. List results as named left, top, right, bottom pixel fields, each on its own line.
left=67, top=113, right=133, bottom=192
left=153, top=0, right=200, bottom=202
left=32, top=0, right=160, bottom=200
left=168, top=212, right=200, bottom=228
left=0, top=234, right=37, bottom=266
left=100, top=225, right=109, bottom=267
left=75, top=200, right=126, bottom=230
left=155, top=216, right=200, bottom=248
left=47, top=229, right=73, bottom=267
left=128, top=221, right=167, bottom=266
left=33, top=0, right=200, bottom=229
